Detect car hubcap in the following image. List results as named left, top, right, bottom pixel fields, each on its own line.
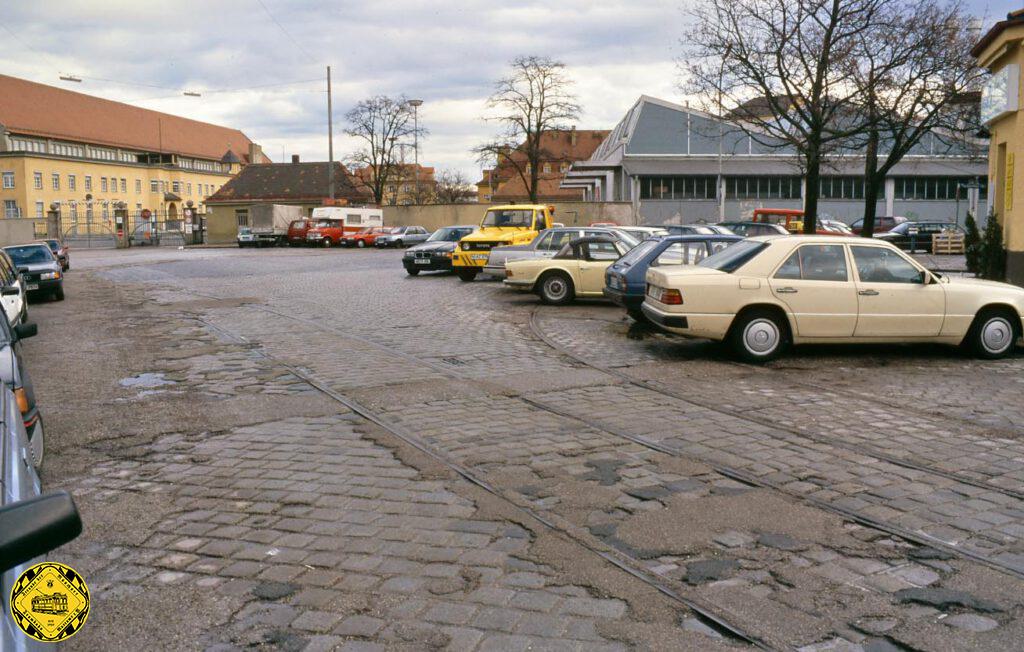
left=982, top=317, right=1013, bottom=353
left=744, top=319, right=779, bottom=355
left=546, top=278, right=566, bottom=299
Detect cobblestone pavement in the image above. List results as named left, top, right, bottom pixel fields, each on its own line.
left=25, top=246, right=1024, bottom=651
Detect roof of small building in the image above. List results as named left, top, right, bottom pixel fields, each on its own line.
left=205, top=162, right=373, bottom=204
left=971, top=9, right=1024, bottom=58
left=0, top=74, right=267, bottom=163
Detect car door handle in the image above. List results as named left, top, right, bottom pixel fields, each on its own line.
left=775, top=287, right=798, bottom=294
left=858, top=289, right=879, bottom=296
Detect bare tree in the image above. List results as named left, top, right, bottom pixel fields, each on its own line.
left=474, top=56, right=581, bottom=204
left=846, top=0, right=983, bottom=236
left=344, top=96, right=423, bottom=205
left=433, top=169, right=475, bottom=204
left=684, top=0, right=886, bottom=233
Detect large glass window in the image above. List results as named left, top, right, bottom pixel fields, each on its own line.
left=481, top=209, right=533, bottom=227
left=851, top=246, right=922, bottom=283
left=1, top=172, right=13, bottom=189
left=819, top=176, right=864, bottom=199
left=893, top=176, right=985, bottom=201
left=639, top=176, right=718, bottom=200
left=724, top=176, right=800, bottom=199
left=774, top=245, right=848, bottom=281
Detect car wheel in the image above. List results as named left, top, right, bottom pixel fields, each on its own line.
left=322, top=238, right=332, bottom=248
left=357, top=240, right=367, bottom=248
left=53, top=286, right=65, bottom=301
left=538, top=272, right=574, bottom=305
left=456, top=268, right=478, bottom=282
left=965, top=308, right=1018, bottom=359
left=395, top=240, right=404, bottom=248
left=406, top=268, right=420, bottom=276
left=28, top=419, right=43, bottom=469
left=729, top=308, right=788, bottom=363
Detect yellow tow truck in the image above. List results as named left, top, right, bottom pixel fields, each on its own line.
left=451, top=204, right=556, bottom=282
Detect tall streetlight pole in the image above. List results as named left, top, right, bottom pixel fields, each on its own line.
left=327, top=65, right=335, bottom=201
left=408, top=99, right=423, bottom=200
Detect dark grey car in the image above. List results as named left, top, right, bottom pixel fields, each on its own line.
left=402, top=225, right=479, bottom=275
left=3, top=245, right=63, bottom=302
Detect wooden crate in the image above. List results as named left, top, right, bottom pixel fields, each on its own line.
left=931, top=231, right=965, bottom=255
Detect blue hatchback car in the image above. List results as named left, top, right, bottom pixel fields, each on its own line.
left=603, top=234, right=742, bottom=319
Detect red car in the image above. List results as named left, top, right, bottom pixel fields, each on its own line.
left=305, top=219, right=347, bottom=247
left=342, top=227, right=390, bottom=248
left=286, top=219, right=313, bottom=246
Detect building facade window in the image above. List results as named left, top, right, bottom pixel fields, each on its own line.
left=150, top=180, right=159, bottom=192
left=9, top=137, right=46, bottom=153
left=725, top=176, right=802, bottom=200
left=69, top=203, right=78, bottom=221
left=35, top=201, right=44, bottom=218
left=120, top=178, right=127, bottom=193
left=819, top=176, right=865, bottom=200
left=542, top=163, right=552, bottom=174
left=235, top=209, right=249, bottom=226
left=51, top=173, right=60, bottom=190
left=892, top=176, right=987, bottom=201
left=187, top=183, right=192, bottom=195
left=84, top=176, right=92, bottom=191
left=102, top=203, right=109, bottom=219
left=68, top=175, right=76, bottom=191
left=86, top=203, right=93, bottom=221
left=89, top=146, right=117, bottom=161
left=172, top=181, right=180, bottom=193
left=3, top=200, right=19, bottom=218
left=52, top=142, right=84, bottom=157
left=101, top=177, right=108, bottom=192
left=1, top=172, right=13, bottom=189
left=135, top=179, right=142, bottom=193
left=33, top=172, right=42, bottom=190
left=639, top=175, right=720, bottom=200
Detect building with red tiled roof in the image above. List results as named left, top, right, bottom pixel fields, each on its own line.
left=353, top=164, right=436, bottom=205
left=476, top=128, right=609, bottom=203
left=0, top=73, right=268, bottom=226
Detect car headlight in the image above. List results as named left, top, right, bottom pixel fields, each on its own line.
left=40, top=271, right=59, bottom=280
left=461, top=242, right=470, bottom=251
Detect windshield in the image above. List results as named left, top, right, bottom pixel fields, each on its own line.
left=313, top=220, right=337, bottom=228
left=238, top=227, right=252, bottom=234
left=482, top=209, right=533, bottom=228
left=389, top=227, right=404, bottom=234
left=697, top=240, right=768, bottom=272
left=428, top=227, right=472, bottom=242
left=616, top=239, right=660, bottom=266
left=6, top=245, right=54, bottom=265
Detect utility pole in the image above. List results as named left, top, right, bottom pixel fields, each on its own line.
left=327, top=65, right=335, bottom=200
left=408, top=99, right=423, bottom=200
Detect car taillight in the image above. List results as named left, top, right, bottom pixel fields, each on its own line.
left=661, top=289, right=683, bottom=305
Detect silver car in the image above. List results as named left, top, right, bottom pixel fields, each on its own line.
left=482, top=227, right=640, bottom=277
left=376, top=226, right=431, bottom=248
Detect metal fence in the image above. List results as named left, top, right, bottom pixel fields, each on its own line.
left=44, top=209, right=207, bottom=249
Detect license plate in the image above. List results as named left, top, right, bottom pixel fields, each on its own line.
left=414, top=258, right=430, bottom=265
left=26, top=283, right=38, bottom=291
left=471, top=254, right=488, bottom=261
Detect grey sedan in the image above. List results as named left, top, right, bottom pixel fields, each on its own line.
left=482, top=227, right=640, bottom=278
left=376, top=226, right=431, bottom=248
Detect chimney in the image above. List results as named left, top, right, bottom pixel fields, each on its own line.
left=249, top=142, right=264, bottom=164
left=570, top=126, right=577, bottom=146
left=291, top=154, right=300, bottom=164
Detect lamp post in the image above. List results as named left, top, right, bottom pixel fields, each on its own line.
left=407, top=99, right=423, bottom=200
left=955, top=180, right=981, bottom=227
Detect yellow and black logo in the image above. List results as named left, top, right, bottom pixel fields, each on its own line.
left=9, top=562, right=89, bottom=642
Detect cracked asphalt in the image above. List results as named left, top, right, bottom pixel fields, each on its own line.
left=21, top=245, right=1024, bottom=651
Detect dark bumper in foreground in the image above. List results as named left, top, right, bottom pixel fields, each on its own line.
left=641, top=302, right=689, bottom=328
left=403, top=257, right=452, bottom=272
left=602, top=286, right=643, bottom=310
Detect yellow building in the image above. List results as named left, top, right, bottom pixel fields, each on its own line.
left=353, top=163, right=436, bottom=205
left=0, top=73, right=268, bottom=238
left=974, top=11, right=1024, bottom=284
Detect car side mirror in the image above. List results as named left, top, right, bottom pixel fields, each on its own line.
left=0, top=492, right=83, bottom=573
left=2, top=286, right=19, bottom=297
left=14, top=322, right=38, bottom=340
left=916, top=270, right=929, bottom=284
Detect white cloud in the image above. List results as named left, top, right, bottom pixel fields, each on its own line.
left=13, top=0, right=932, bottom=180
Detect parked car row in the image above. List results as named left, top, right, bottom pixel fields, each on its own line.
left=393, top=204, right=1022, bottom=363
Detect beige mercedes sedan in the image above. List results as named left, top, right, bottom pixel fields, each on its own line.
left=642, top=236, right=1024, bottom=362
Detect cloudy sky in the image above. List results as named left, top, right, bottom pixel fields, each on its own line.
left=0, top=0, right=1017, bottom=180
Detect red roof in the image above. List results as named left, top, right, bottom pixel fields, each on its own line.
left=0, top=74, right=265, bottom=163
